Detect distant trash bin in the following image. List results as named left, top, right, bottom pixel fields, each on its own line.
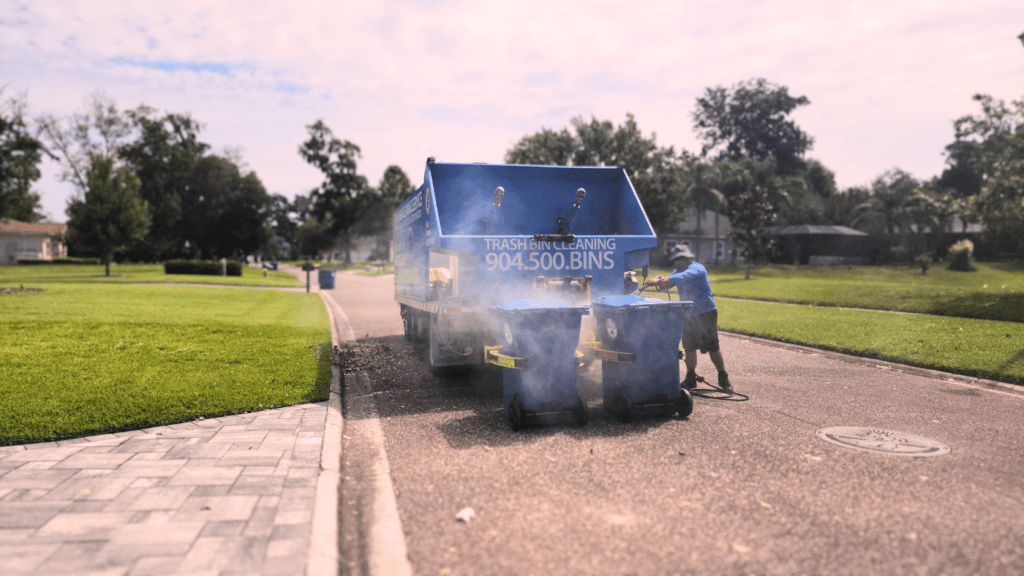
left=490, top=299, right=589, bottom=430
left=318, top=269, right=336, bottom=289
left=591, top=295, right=691, bottom=421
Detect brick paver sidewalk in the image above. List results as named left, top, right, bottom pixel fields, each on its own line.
left=0, top=403, right=327, bottom=576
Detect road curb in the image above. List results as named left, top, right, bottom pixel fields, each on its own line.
left=355, top=371, right=414, bottom=576
left=314, top=290, right=414, bottom=576
left=306, top=294, right=345, bottom=576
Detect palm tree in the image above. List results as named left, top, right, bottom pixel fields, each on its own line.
left=718, top=158, right=794, bottom=278
left=853, top=168, right=919, bottom=254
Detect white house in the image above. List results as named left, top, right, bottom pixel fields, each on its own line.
left=659, top=209, right=741, bottom=266
left=0, top=219, right=68, bottom=264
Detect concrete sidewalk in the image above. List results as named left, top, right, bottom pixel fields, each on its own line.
left=0, top=280, right=344, bottom=576
left=0, top=404, right=331, bottom=576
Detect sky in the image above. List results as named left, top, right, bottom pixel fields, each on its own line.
left=2, top=0, right=1022, bottom=223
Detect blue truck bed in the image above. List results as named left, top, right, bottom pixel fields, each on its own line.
left=394, top=160, right=659, bottom=373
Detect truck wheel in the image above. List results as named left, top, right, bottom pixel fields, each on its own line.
left=508, top=398, right=526, bottom=431
left=676, top=389, right=693, bottom=418
left=572, top=396, right=588, bottom=426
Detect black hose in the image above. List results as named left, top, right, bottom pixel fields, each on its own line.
left=689, top=376, right=749, bottom=402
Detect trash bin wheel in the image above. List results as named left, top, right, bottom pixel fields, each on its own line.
left=676, top=388, right=693, bottom=418
left=572, top=396, right=588, bottom=426
left=612, top=391, right=635, bottom=423
left=508, top=398, right=527, bottom=431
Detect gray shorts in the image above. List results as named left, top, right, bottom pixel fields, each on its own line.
left=682, top=309, right=720, bottom=354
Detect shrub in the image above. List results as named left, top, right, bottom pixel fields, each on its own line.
left=948, top=239, right=976, bottom=272
left=164, top=259, right=243, bottom=276
left=915, top=254, right=931, bottom=274
left=17, top=257, right=101, bottom=265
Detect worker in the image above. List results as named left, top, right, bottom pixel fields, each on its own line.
left=644, top=244, right=732, bottom=391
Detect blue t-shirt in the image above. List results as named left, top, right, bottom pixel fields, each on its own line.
left=668, top=262, right=716, bottom=315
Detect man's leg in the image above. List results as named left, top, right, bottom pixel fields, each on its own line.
left=709, top=350, right=726, bottom=373
left=682, top=347, right=698, bottom=389
left=708, top=349, right=732, bottom=391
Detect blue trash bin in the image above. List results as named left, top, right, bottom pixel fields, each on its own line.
left=591, top=295, right=692, bottom=421
left=491, top=299, right=589, bottom=430
left=318, top=269, right=336, bottom=289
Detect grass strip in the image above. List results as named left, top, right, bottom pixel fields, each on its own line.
left=0, top=284, right=330, bottom=445
left=0, top=263, right=301, bottom=287
left=715, top=298, right=1024, bottom=386
left=696, top=262, right=1024, bottom=323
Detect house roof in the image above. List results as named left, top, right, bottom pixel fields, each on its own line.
left=0, top=219, right=67, bottom=237
left=770, top=225, right=868, bottom=236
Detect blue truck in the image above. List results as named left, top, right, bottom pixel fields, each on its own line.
left=393, top=159, right=686, bottom=428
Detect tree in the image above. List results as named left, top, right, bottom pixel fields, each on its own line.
left=718, top=158, right=794, bottom=277
left=505, top=128, right=577, bottom=166
left=65, top=156, right=150, bottom=276
left=823, top=186, right=871, bottom=228
left=853, top=168, right=920, bottom=253
left=37, top=93, right=134, bottom=196
left=182, top=155, right=269, bottom=259
left=777, top=159, right=837, bottom=226
left=0, top=92, right=47, bottom=222
left=118, top=110, right=208, bottom=259
left=264, top=193, right=307, bottom=261
left=909, top=182, right=962, bottom=257
left=692, top=78, right=814, bottom=175
left=358, top=165, right=416, bottom=261
left=505, top=113, right=686, bottom=237
left=295, top=216, right=335, bottom=260
left=941, top=93, right=1024, bottom=255
left=299, top=120, right=373, bottom=263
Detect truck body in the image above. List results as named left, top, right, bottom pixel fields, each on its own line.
left=394, top=160, right=658, bottom=372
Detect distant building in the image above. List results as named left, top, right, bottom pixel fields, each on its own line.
left=0, top=219, right=68, bottom=264
left=769, top=225, right=887, bottom=265
left=658, top=209, right=741, bottom=266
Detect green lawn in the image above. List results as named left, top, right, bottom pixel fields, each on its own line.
left=0, top=262, right=302, bottom=287
left=644, top=262, right=1024, bottom=385
left=703, top=262, right=1024, bottom=323
left=0, top=281, right=331, bottom=445
left=717, top=298, right=1024, bottom=385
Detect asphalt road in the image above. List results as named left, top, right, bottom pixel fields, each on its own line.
left=325, top=272, right=1024, bottom=576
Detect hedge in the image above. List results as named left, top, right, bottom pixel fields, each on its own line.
left=17, top=257, right=101, bottom=265
left=163, top=259, right=243, bottom=276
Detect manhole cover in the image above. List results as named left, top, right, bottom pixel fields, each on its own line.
left=816, top=426, right=950, bottom=457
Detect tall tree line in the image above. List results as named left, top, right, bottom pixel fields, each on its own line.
left=506, top=78, right=1024, bottom=264
left=4, top=86, right=1020, bottom=265
left=34, top=93, right=272, bottom=262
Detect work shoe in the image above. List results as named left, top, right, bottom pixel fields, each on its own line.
left=718, top=371, right=733, bottom=392
left=682, top=372, right=697, bottom=390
